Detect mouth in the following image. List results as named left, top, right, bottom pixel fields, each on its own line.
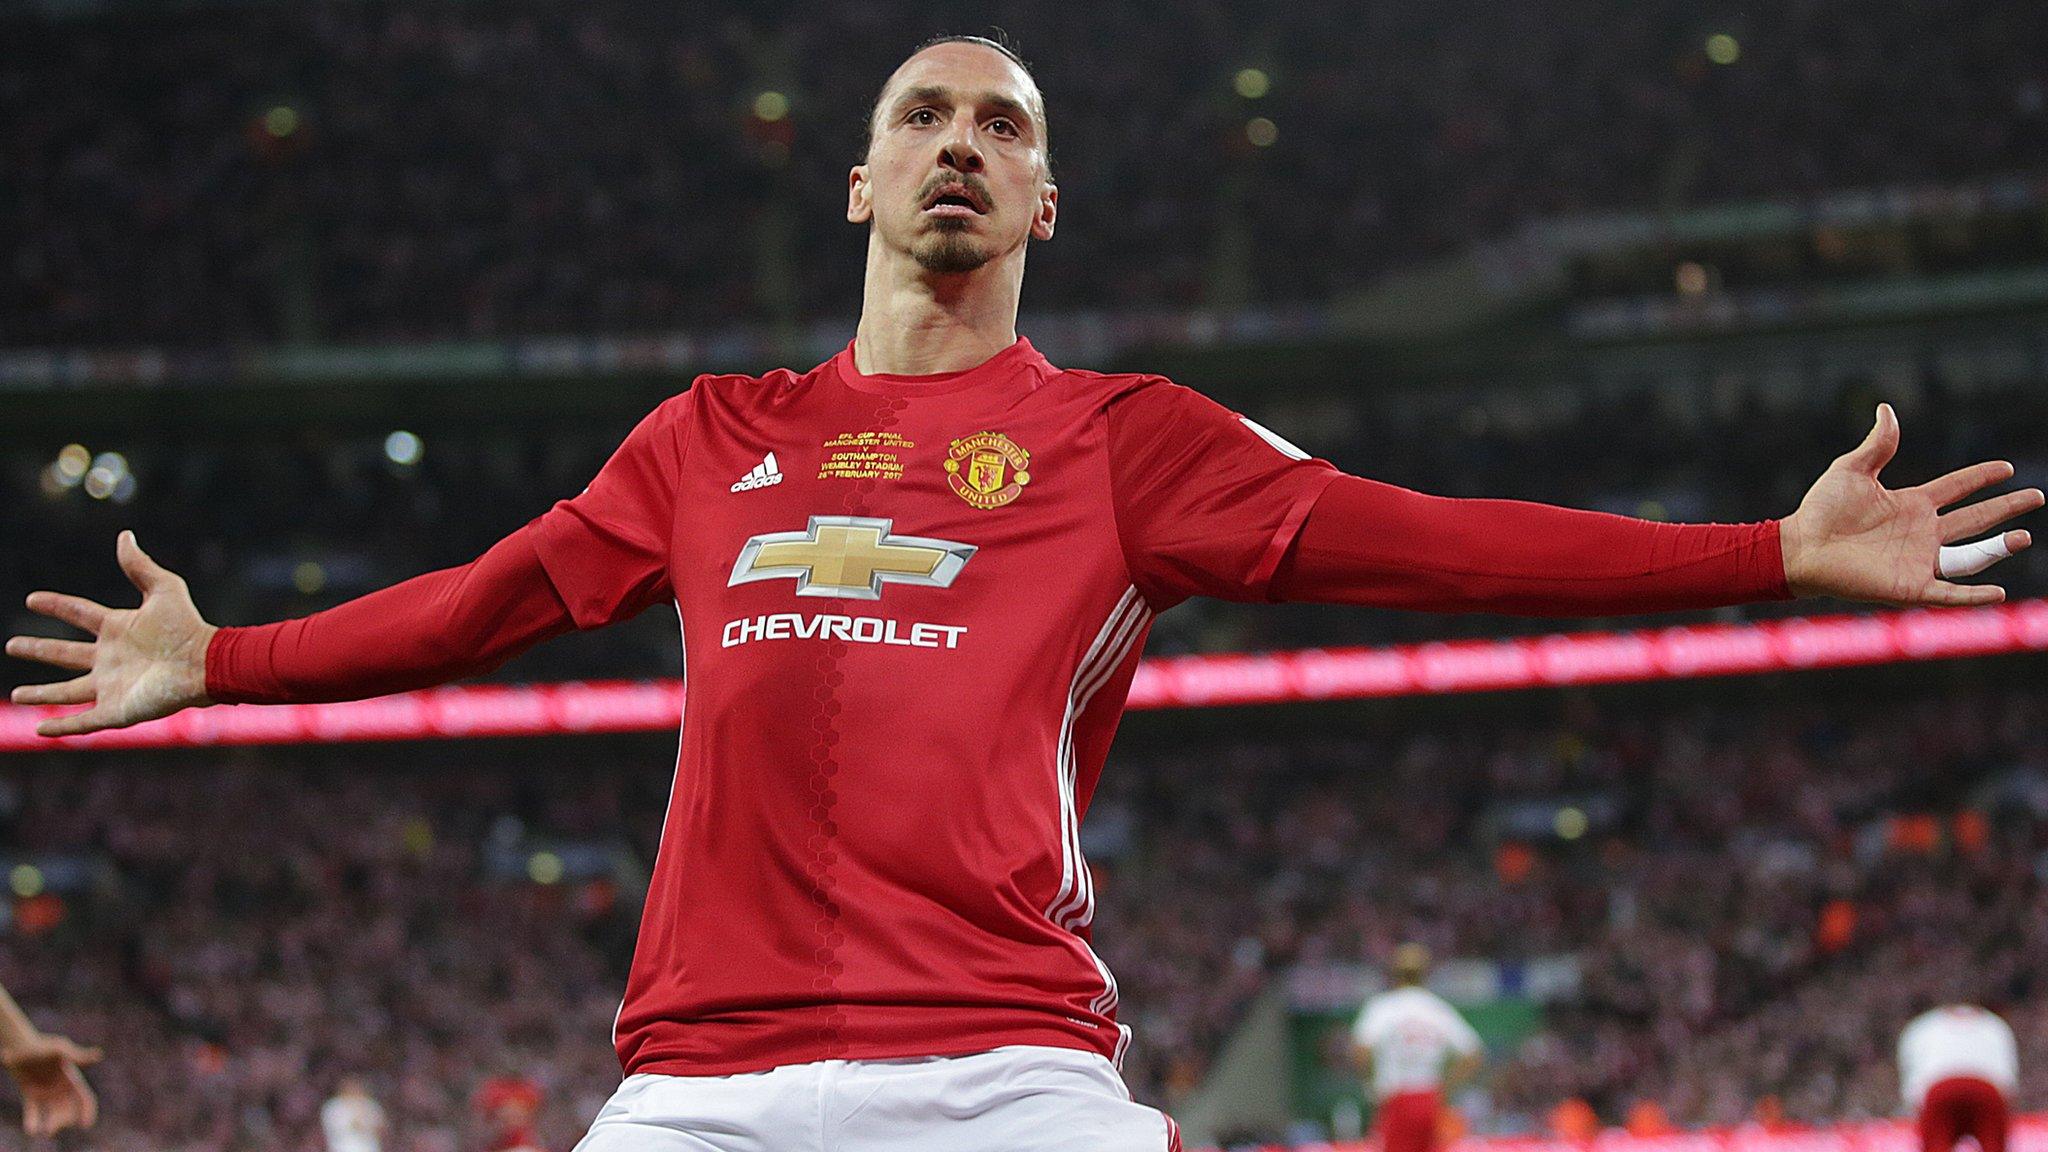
left=921, top=183, right=989, bottom=218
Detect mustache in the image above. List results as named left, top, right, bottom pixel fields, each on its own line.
left=916, top=173, right=994, bottom=210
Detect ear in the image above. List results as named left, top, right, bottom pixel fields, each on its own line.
left=1031, top=178, right=1058, bottom=242
left=847, top=164, right=873, bottom=224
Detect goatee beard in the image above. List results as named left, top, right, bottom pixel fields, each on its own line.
left=913, top=231, right=994, bottom=274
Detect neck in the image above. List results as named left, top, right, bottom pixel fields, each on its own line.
left=853, top=236, right=1026, bottom=375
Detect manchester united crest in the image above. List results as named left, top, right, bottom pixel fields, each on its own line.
left=943, top=431, right=1032, bottom=509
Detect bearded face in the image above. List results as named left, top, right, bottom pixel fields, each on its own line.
left=850, top=42, right=1056, bottom=277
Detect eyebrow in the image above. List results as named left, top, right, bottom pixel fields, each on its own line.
left=890, top=85, right=1038, bottom=135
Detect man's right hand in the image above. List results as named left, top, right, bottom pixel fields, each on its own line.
left=6, top=531, right=216, bottom=738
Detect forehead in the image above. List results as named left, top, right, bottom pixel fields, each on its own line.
left=877, top=42, right=1043, bottom=125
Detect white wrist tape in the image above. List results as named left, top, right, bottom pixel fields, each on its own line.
left=1938, top=535, right=2013, bottom=579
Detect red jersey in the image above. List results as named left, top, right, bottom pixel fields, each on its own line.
left=528, top=338, right=1337, bottom=1076
left=206, top=336, right=1783, bottom=1080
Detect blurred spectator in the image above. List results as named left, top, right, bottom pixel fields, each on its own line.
left=1748, top=1096, right=1793, bottom=1133
left=1627, top=1100, right=1675, bottom=1137
left=475, top=1076, right=545, bottom=1152
left=1551, top=1097, right=1601, bottom=1142
left=321, top=1077, right=386, bottom=1152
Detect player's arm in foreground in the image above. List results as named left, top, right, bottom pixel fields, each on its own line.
left=1267, top=404, right=2039, bottom=613
left=8, top=399, right=682, bottom=738
left=0, top=980, right=100, bottom=1136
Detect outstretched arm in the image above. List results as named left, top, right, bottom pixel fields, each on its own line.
left=206, top=527, right=572, bottom=704
left=8, top=528, right=572, bottom=737
left=1272, top=477, right=1790, bottom=615
left=9, top=395, right=685, bottom=739
left=1274, top=405, right=2037, bottom=614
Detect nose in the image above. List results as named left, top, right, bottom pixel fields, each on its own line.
left=937, top=113, right=985, bottom=174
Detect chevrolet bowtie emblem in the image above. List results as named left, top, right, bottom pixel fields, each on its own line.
left=728, top=516, right=976, bottom=600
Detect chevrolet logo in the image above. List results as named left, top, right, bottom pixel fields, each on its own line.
left=728, top=516, right=975, bottom=600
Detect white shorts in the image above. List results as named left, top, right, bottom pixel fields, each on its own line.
left=573, top=1045, right=1182, bottom=1152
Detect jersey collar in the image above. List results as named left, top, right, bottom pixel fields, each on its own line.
left=829, top=337, right=1051, bottom=397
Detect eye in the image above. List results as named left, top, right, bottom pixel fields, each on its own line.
left=907, top=108, right=940, bottom=126
left=988, top=118, right=1018, bottom=138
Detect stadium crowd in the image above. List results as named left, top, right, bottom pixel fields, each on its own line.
left=1098, top=681, right=2048, bottom=1131
left=0, top=746, right=647, bottom=1151
left=0, top=677, right=2041, bottom=1148
left=7, top=0, right=2048, bottom=348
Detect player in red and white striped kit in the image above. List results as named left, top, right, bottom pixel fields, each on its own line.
left=9, top=33, right=2041, bottom=1152
left=1901, top=1004, right=2018, bottom=1152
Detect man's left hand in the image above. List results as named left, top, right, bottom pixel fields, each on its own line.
left=1781, top=404, right=2041, bottom=605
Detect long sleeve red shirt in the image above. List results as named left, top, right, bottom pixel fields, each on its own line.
left=205, top=526, right=574, bottom=704
left=206, top=475, right=1788, bottom=704
left=1268, top=474, right=1788, bottom=615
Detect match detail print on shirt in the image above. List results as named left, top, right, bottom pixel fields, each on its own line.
left=818, top=431, right=916, bottom=481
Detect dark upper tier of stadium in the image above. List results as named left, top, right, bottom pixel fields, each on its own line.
left=6, top=0, right=2048, bottom=348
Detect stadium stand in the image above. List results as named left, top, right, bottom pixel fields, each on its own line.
left=6, top=0, right=2047, bottom=346
left=0, top=677, right=2042, bottom=1148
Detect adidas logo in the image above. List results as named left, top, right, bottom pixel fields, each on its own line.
left=731, top=452, right=784, bottom=493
